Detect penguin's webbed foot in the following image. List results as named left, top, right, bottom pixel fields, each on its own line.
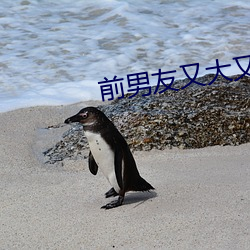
left=105, top=187, right=118, bottom=198
left=101, top=196, right=124, bottom=209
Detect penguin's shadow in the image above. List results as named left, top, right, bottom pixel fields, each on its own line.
left=123, top=191, right=157, bottom=208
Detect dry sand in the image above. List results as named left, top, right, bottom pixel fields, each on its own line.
left=0, top=102, right=249, bottom=250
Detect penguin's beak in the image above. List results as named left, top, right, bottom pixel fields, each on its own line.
left=64, top=114, right=81, bottom=124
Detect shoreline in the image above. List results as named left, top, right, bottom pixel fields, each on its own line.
left=0, top=102, right=249, bottom=249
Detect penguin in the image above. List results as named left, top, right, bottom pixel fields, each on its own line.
left=65, top=107, right=154, bottom=209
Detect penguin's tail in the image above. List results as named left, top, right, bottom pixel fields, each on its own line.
left=132, top=176, right=154, bottom=192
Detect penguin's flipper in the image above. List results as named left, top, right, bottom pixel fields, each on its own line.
left=88, top=151, right=98, bottom=175
left=114, top=146, right=124, bottom=190
left=105, top=187, right=118, bottom=198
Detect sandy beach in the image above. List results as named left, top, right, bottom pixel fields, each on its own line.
left=0, top=102, right=249, bottom=249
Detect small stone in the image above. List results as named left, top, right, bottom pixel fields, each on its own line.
left=178, top=130, right=186, bottom=136
left=143, top=138, right=153, bottom=143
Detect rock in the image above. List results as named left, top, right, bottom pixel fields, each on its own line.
left=43, top=74, right=250, bottom=164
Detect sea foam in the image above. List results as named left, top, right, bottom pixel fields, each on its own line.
left=0, top=0, right=249, bottom=112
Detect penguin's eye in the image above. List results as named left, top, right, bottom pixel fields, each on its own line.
left=79, top=112, right=88, bottom=119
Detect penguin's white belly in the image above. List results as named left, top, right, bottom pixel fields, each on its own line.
left=85, top=131, right=120, bottom=193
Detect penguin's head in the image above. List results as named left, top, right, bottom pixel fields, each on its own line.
left=65, top=107, right=109, bottom=129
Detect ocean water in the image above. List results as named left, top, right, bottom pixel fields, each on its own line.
left=0, top=0, right=249, bottom=112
